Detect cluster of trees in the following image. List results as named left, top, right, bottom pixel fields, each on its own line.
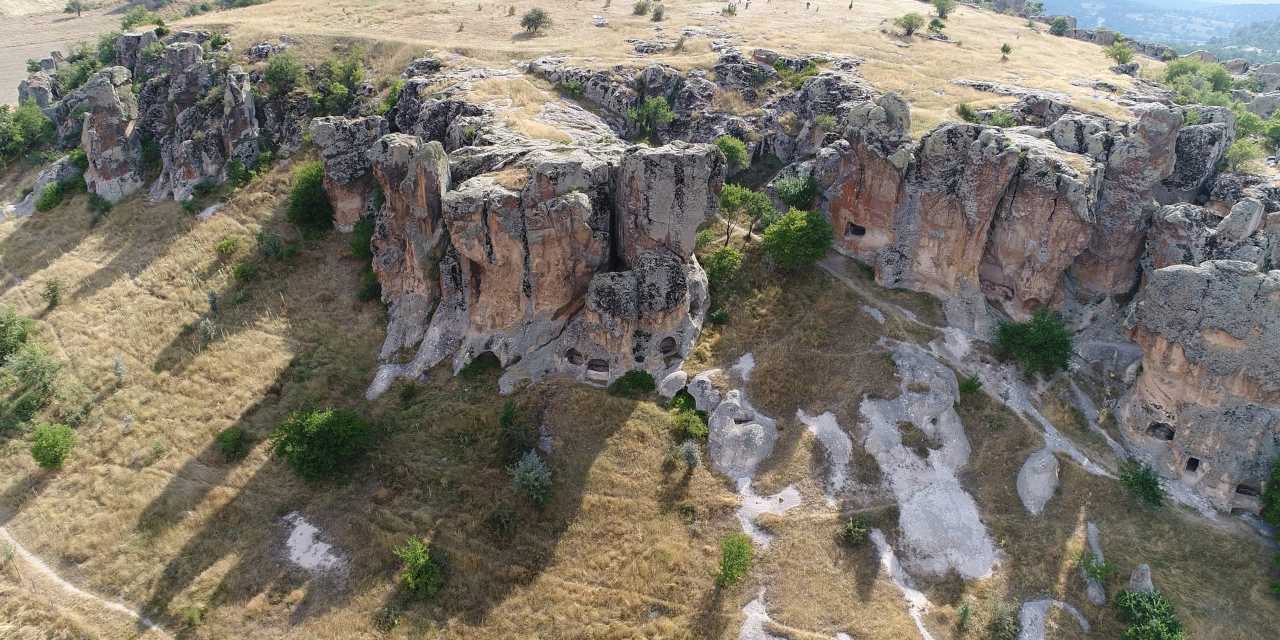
left=1162, top=57, right=1280, bottom=171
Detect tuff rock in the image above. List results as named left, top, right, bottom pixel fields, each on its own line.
left=311, top=116, right=389, bottom=231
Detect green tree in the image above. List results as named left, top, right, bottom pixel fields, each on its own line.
left=287, top=161, right=334, bottom=231
left=269, top=408, right=373, bottom=480
left=1105, top=43, right=1136, bottom=65
left=1049, top=16, right=1070, bottom=36
left=521, top=7, right=551, bottom=33
left=626, top=96, right=674, bottom=140
left=264, top=51, right=304, bottom=98
left=718, top=183, right=774, bottom=245
left=703, top=246, right=743, bottom=294
left=993, top=309, right=1073, bottom=377
left=1225, top=138, right=1264, bottom=172
left=932, top=0, right=956, bottom=19
left=761, top=208, right=833, bottom=271
left=64, top=0, right=87, bottom=18
left=895, top=12, right=925, bottom=36
left=31, top=423, right=75, bottom=469
left=714, top=135, right=749, bottom=172
left=395, top=537, right=445, bottom=598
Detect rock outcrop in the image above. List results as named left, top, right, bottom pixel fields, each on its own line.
left=1119, top=260, right=1280, bottom=513
left=79, top=67, right=144, bottom=203
left=311, top=116, right=388, bottom=231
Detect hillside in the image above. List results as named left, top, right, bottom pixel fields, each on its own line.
left=1, top=0, right=1278, bottom=639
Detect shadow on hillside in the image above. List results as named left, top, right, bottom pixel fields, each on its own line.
left=0, top=202, right=94, bottom=297
left=0, top=471, right=52, bottom=529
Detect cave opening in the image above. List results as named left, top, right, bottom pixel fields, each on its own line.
left=845, top=222, right=867, bottom=237
left=1184, top=457, right=1200, bottom=473
left=1145, top=422, right=1175, bottom=441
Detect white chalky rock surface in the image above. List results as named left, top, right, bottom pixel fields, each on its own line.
left=658, top=369, right=689, bottom=399
left=1016, top=447, right=1060, bottom=515
left=689, top=368, right=723, bottom=412
left=739, top=589, right=786, bottom=640
left=736, top=480, right=802, bottom=547
left=870, top=529, right=937, bottom=640
left=282, top=512, right=346, bottom=574
left=860, top=343, right=996, bottom=580
left=798, top=409, right=853, bottom=503
left=1017, top=599, right=1090, bottom=640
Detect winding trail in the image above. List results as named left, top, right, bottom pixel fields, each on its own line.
left=0, top=525, right=172, bottom=638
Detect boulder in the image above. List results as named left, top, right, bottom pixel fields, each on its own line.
left=1247, top=92, right=1280, bottom=119
left=688, top=369, right=723, bottom=412
left=115, top=29, right=159, bottom=78
left=1129, top=564, right=1155, bottom=594
left=1215, top=197, right=1265, bottom=246
left=1224, top=58, right=1250, bottom=75
left=1157, top=107, right=1234, bottom=205
left=310, top=115, right=388, bottom=231
left=222, top=65, right=260, bottom=169
left=79, top=67, right=144, bottom=203
left=6, top=155, right=82, bottom=218
left=1015, top=448, right=1060, bottom=515
left=708, top=390, right=778, bottom=480
left=658, top=370, right=688, bottom=399
left=1119, top=261, right=1280, bottom=513
left=17, top=72, right=57, bottom=109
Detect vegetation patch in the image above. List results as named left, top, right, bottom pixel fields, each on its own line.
left=1119, top=459, right=1165, bottom=509
left=993, top=309, right=1072, bottom=377
left=717, top=532, right=753, bottom=587
left=607, top=370, right=656, bottom=398
left=761, top=208, right=833, bottom=271
left=30, top=422, right=75, bottom=469
left=286, top=160, right=335, bottom=231
left=395, top=537, right=445, bottom=599
left=1115, top=590, right=1185, bottom=640
left=269, top=408, right=374, bottom=480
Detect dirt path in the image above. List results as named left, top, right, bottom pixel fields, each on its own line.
left=0, top=5, right=123, bottom=106
left=1, top=525, right=172, bottom=638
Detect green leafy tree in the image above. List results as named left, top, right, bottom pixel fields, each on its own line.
left=287, top=161, right=334, bottom=230
left=395, top=537, right=445, bottom=598
left=269, top=408, right=373, bottom=480
left=64, top=0, right=87, bottom=18
left=31, top=423, right=75, bottom=469
left=626, top=96, right=674, bottom=140
left=932, top=0, right=956, bottom=19
left=521, top=7, right=551, bottom=33
left=1105, top=43, right=1136, bottom=65
left=718, top=183, right=774, bottom=245
left=1225, top=138, right=1264, bottom=172
left=0, top=102, right=54, bottom=165
left=993, top=309, right=1072, bottom=376
left=761, top=208, right=833, bottom=271
left=0, top=306, right=33, bottom=366
left=703, top=246, right=743, bottom=294
left=895, top=12, right=925, bottom=36
left=714, top=135, right=749, bottom=171
left=1050, top=16, right=1070, bottom=36
left=264, top=51, right=304, bottom=98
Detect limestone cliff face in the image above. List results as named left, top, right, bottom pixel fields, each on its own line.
left=79, top=67, right=144, bottom=203
left=311, top=116, right=388, bottom=231
left=1120, top=261, right=1280, bottom=512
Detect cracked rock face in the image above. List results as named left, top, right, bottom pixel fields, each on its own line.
left=311, top=116, right=389, bottom=231
left=80, top=67, right=144, bottom=203
left=1120, top=260, right=1280, bottom=513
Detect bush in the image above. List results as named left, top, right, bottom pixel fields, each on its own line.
left=987, top=602, right=1022, bottom=640
left=41, top=280, right=62, bottom=309
left=814, top=113, right=838, bottom=132
left=485, top=505, right=519, bottom=541
left=0, top=101, right=55, bottom=165
left=510, top=449, right=552, bottom=506
left=774, top=174, right=818, bottom=210
left=993, top=309, right=1072, bottom=377
left=958, top=374, right=982, bottom=396
left=1225, top=138, right=1264, bottom=173
left=773, top=60, right=818, bottom=90
left=30, top=423, right=75, bottom=469
left=675, top=440, right=700, bottom=467
left=1000, top=43, right=1013, bottom=60
left=120, top=6, right=163, bottom=30
left=314, top=51, right=365, bottom=116
left=839, top=515, right=869, bottom=547
left=232, top=261, right=258, bottom=282
left=714, top=135, right=749, bottom=171
left=216, top=426, right=249, bottom=461
left=350, top=215, right=375, bottom=259
left=703, top=246, right=743, bottom=294
left=34, top=182, right=64, bottom=212
left=1080, top=550, right=1118, bottom=583
left=0, top=306, right=33, bottom=366
left=264, top=52, right=305, bottom=98
left=88, top=193, right=113, bottom=222
left=607, top=370, right=656, bottom=398
left=988, top=111, right=1017, bottom=128
left=1120, top=459, right=1165, bottom=508
left=286, top=161, right=334, bottom=231
left=932, top=0, right=955, bottom=18
left=650, top=3, right=664, bottom=21
left=497, top=400, right=538, bottom=464
left=633, top=0, right=650, bottom=15
left=955, top=103, right=980, bottom=123
left=395, top=537, right=445, bottom=598
left=626, top=96, right=674, bottom=140
left=1049, top=16, right=1070, bottom=36
left=928, top=17, right=946, bottom=34
left=521, top=7, right=551, bottom=33
left=1105, top=43, right=1136, bottom=65
left=761, top=208, right=833, bottom=271
left=672, top=408, right=708, bottom=440
left=215, top=236, right=240, bottom=259
left=270, top=408, right=373, bottom=480
left=894, top=12, right=925, bottom=36
left=4, top=342, right=61, bottom=396
left=379, top=79, right=406, bottom=115
left=717, top=533, right=753, bottom=586
left=1114, top=590, right=1185, bottom=640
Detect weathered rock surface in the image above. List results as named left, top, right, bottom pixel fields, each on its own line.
left=3, top=155, right=82, bottom=218
left=79, top=67, right=144, bottom=203
left=311, top=116, right=388, bottom=231
left=1120, top=260, right=1280, bottom=513
left=1016, top=448, right=1060, bottom=515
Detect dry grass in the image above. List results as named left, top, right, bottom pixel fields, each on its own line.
left=181, top=0, right=1147, bottom=136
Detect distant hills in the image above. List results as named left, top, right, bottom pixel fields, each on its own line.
left=1042, top=0, right=1280, bottom=61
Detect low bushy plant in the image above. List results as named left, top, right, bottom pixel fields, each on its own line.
left=510, top=449, right=552, bottom=506
left=286, top=160, right=334, bottom=231
left=41, top=280, right=62, bottom=309
left=633, top=0, right=651, bottom=15
left=714, top=135, right=749, bottom=171
left=1049, top=16, right=1070, bottom=36
left=215, top=236, right=240, bottom=260
left=30, top=423, right=75, bottom=469
left=958, top=375, right=982, bottom=396
left=761, top=208, right=833, bottom=271
left=35, top=182, right=64, bottom=212
left=839, top=515, right=869, bottom=547
left=717, top=533, right=753, bottom=586
left=987, top=602, right=1021, bottom=640
left=1080, top=550, right=1118, bottom=582
left=773, top=174, right=818, bottom=210
left=270, top=408, right=373, bottom=480
left=627, top=96, right=674, bottom=140
left=993, top=309, right=1072, bottom=377
left=264, top=52, right=304, bottom=98
left=1119, top=459, right=1165, bottom=508
left=4, top=341, right=61, bottom=396
left=395, top=537, right=445, bottom=598
left=1106, top=43, right=1136, bottom=65
left=675, top=440, right=700, bottom=468
left=672, top=407, right=708, bottom=440
left=0, top=306, right=33, bottom=366
left=1114, top=590, right=1185, bottom=640
left=607, top=370, right=656, bottom=398
left=216, top=426, right=249, bottom=461
left=0, top=101, right=55, bottom=165
left=703, top=246, right=743, bottom=294
left=120, top=6, right=163, bottom=30
left=988, top=111, right=1017, bottom=127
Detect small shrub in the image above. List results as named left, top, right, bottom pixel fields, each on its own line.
left=714, top=135, right=749, bottom=171
left=987, top=602, right=1021, bottom=640
left=287, top=160, right=334, bottom=231
left=379, top=79, right=406, bottom=115
left=1225, top=138, right=1264, bottom=173
left=814, top=113, right=838, bottom=132
left=35, top=182, right=64, bottom=212
left=1105, top=43, right=1135, bottom=65
left=958, top=375, right=982, bottom=396
left=0, top=101, right=55, bottom=165
left=774, top=174, right=818, bottom=210
left=773, top=60, right=818, bottom=90
left=675, top=440, right=700, bottom=468
left=633, top=0, right=650, bottom=15
left=1000, top=43, right=1013, bottom=60
left=956, top=103, right=980, bottom=123
left=112, top=355, right=126, bottom=387
left=895, top=12, right=925, bottom=36
left=215, top=236, right=240, bottom=259
left=120, top=6, right=163, bottom=30
left=717, top=533, right=753, bottom=587
left=932, top=0, right=955, bottom=19
left=704, top=246, right=743, bottom=294
left=41, top=280, right=62, bottom=309
left=1050, top=16, right=1070, bottom=36
left=626, top=96, right=674, bottom=140
left=1120, top=459, right=1165, bottom=508
left=707, top=308, right=729, bottom=325
left=497, top=400, right=538, bottom=464
left=270, top=408, right=374, bottom=480
left=672, top=408, right=708, bottom=440
left=1114, top=590, right=1185, bottom=640
left=5, top=341, right=61, bottom=396
left=993, top=309, right=1072, bottom=377
left=232, top=261, right=258, bottom=283
left=197, top=317, right=217, bottom=346
left=485, top=505, right=519, bottom=541
left=650, top=3, right=664, bottom=21
left=264, top=52, right=305, bottom=98
left=0, top=307, right=33, bottom=366
left=521, top=7, right=551, bottom=33
left=761, top=208, right=833, bottom=271
left=608, top=370, right=656, bottom=398
left=357, top=269, right=381, bottom=302
left=257, top=231, right=285, bottom=259
left=350, top=216, right=374, bottom=259
left=928, top=17, right=946, bottom=33
left=30, top=423, right=75, bottom=469
left=395, top=537, right=445, bottom=598
left=988, top=111, right=1017, bottom=128
left=558, top=79, right=584, bottom=97
left=87, top=193, right=112, bottom=222
left=216, top=426, right=249, bottom=461
left=839, top=515, right=869, bottom=547
left=510, top=449, right=552, bottom=506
